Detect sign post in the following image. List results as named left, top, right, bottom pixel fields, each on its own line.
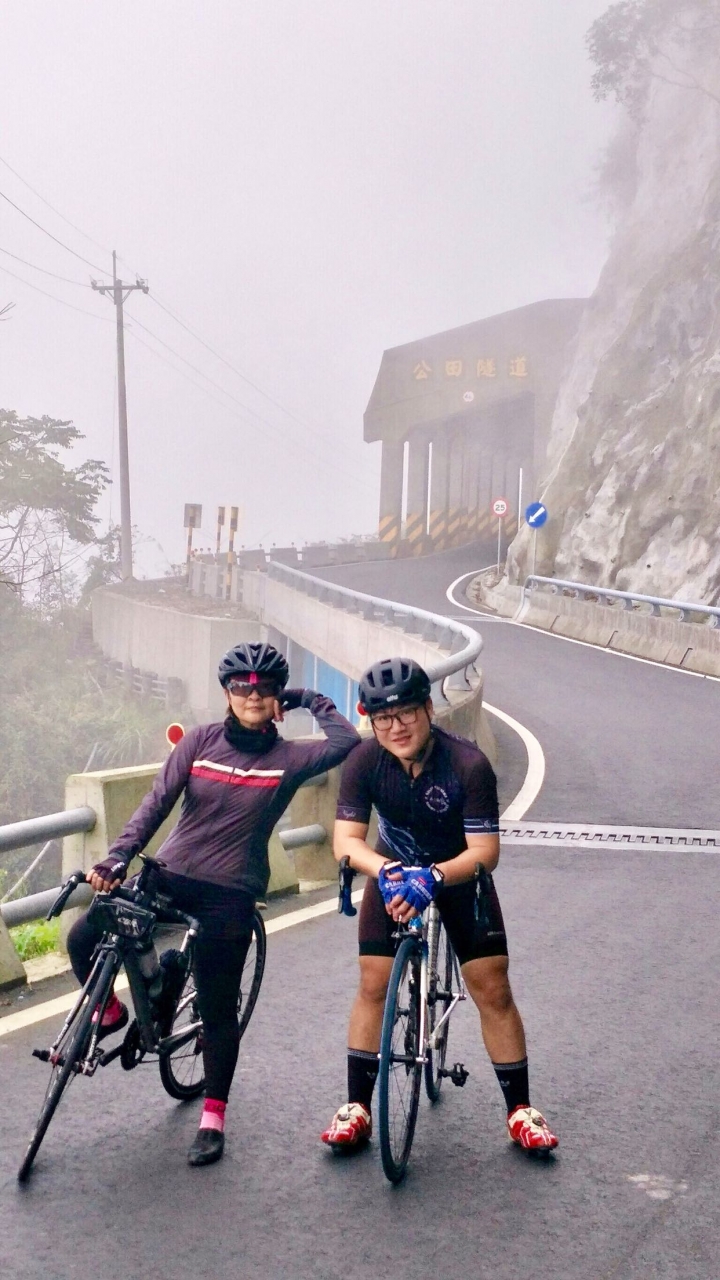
left=492, top=497, right=508, bottom=575
left=226, top=505, right=240, bottom=600
left=524, top=501, right=548, bottom=578
left=183, top=503, right=203, bottom=575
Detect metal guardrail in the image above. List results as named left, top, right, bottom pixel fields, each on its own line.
left=267, top=560, right=483, bottom=692
left=0, top=807, right=96, bottom=856
left=522, top=575, right=720, bottom=626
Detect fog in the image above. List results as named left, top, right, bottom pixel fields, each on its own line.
left=0, top=1, right=614, bottom=568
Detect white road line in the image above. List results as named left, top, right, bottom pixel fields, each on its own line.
left=446, top=568, right=720, bottom=682
left=0, top=889, right=366, bottom=1038
left=484, top=702, right=546, bottom=821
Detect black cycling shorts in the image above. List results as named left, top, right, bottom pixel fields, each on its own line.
left=358, top=874, right=508, bottom=967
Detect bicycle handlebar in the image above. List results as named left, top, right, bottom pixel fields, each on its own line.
left=46, top=867, right=201, bottom=937
left=46, top=870, right=87, bottom=921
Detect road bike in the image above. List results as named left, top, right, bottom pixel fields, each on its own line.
left=17, top=854, right=266, bottom=1182
left=338, top=858, right=472, bottom=1183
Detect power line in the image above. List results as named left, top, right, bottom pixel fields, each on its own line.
left=0, top=244, right=90, bottom=286
left=0, top=153, right=112, bottom=257
left=124, top=320, right=376, bottom=489
left=0, top=187, right=106, bottom=274
left=0, top=262, right=113, bottom=323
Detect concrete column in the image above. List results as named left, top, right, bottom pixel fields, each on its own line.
left=403, top=434, right=430, bottom=556
left=446, top=433, right=466, bottom=547
left=475, top=449, right=492, bottom=542
left=0, top=917, right=26, bottom=990
left=462, top=437, right=480, bottom=543
left=427, top=431, right=450, bottom=550
left=378, top=437, right=404, bottom=549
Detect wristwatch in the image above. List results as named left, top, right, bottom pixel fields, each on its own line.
left=430, top=864, right=445, bottom=886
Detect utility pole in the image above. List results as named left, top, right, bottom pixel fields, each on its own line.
left=92, top=252, right=148, bottom=580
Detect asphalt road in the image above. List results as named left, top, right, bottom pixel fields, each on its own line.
left=1, top=544, right=719, bottom=1280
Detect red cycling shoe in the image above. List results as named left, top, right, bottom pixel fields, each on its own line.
left=321, top=1103, right=372, bottom=1150
left=507, top=1105, right=558, bottom=1152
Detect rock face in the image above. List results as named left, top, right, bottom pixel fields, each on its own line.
left=508, top=37, right=720, bottom=604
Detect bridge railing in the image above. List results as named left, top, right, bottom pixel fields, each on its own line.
left=523, top=575, right=720, bottom=626
left=267, top=559, right=483, bottom=694
left=0, top=782, right=329, bottom=931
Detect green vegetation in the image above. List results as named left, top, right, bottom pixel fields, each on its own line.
left=588, top=1, right=720, bottom=117
left=9, top=918, right=61, bottom=962
left=1, top=408, right=178, bottom=895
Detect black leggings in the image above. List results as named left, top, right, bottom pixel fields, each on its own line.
left=66, top=914, right=252, bottom=1104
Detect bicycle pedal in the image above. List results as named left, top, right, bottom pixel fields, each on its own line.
left=440, top=1062, right=469, bottom=1087
left=32, top=1049, right=51, bottom=1063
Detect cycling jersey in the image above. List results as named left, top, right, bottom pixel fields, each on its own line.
left=106, top=693, right=360, bottom=899
left=336, top=724, right=499, bottom=867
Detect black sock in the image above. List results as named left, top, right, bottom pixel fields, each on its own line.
left=493, top=1058, right=530, bottom=1114
left=347, top=1049, right=379, bottom=1111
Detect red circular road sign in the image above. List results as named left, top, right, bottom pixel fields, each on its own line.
left=492, top=497, right=508, bottom=518
left=166, top=722, right=185, bottom=747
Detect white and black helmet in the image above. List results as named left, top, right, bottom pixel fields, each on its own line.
left=358, top=657, right=431, bottom=714
left=218, top=642, right=289, bottom=689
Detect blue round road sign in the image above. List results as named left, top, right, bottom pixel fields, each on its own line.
left=525, top=501, right=548, bottom=528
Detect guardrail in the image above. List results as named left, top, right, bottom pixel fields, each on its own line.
left=0, top=807, right=96, bottom=856
left=522, top=576, right=720, bottom=626
left=267, top=560, right=483, bottom=693
left=1, top=794, right=328, bottom=928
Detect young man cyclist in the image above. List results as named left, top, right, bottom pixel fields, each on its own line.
left=321, top=656, right=557, bottom=1155
left=67, top=642, right=360, bottom=1167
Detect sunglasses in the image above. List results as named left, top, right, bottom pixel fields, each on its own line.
left=370, top=706, right=422, bottom=731
left=226, top=679, right=279, bottom=699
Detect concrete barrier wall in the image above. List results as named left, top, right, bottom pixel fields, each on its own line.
left=91, top=589, right=265, bottom=721
left=476, top=576, right=720, bottom=676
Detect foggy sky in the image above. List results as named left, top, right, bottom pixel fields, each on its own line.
left=0, top=1, right=615, bottom=571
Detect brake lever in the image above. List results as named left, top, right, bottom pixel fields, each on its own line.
left=338, top=856, right=357, bottom=917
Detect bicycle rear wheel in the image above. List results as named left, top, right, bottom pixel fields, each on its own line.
left=18, top=951, right=117, bottom=1182
left=425, top=926, right=455, bottom=1102
left=159, top=911, right=266, bottom=1101
left=377, top=936, right=423, bottom=1184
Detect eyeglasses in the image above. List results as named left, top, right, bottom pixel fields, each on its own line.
left=370, top=706, right=421, bottom=732
left=226, top=679, right=278, bottom=699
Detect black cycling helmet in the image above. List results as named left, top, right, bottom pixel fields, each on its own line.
left=358, top=656, right=431, bottom=714
left=218, top=642, right=289, bottom=689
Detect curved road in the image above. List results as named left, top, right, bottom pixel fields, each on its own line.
left=1, top=544, right=719, bottom=1280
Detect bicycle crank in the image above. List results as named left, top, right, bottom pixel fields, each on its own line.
left=120, top=1021, right=146, bottom=1070
left=438, top=1062, right=469, bottom=1087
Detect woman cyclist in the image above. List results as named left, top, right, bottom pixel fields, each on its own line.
left=67, top=642, right=360, bottom=1167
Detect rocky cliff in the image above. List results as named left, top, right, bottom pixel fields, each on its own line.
left=508, top=9, right=720, bottom=604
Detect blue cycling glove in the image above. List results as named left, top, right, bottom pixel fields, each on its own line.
left=378, top=862, right=405, bottom=906
left=394, top=866, right=440, bottom=914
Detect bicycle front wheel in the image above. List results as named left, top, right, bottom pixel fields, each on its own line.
left=425, top=926, right=455, bottom=1102
left=377, top=936, right=423, bottom=1184
left=238, top=910, right=266, bottom=1040
left=18, top=950, right=118, bottom=1182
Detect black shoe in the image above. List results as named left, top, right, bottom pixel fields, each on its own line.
left=95, top=1003, right=129, bottom=1043
left=187, top=1128, right=225, bottom=1167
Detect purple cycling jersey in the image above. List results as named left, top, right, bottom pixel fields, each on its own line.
left=106, top=693, right=360, bottom=899
left=336, top=724, right=499, bottom=866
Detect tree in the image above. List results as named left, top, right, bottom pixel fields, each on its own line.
left=588, top=0, right=720, bottom=117
left=0, top=410, right=109, bottom=602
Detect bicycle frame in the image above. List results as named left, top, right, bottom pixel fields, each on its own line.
left=421, top=903, right=466, bottom=1059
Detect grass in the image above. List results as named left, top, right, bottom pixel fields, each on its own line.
left=9, top=918, right=61, bottom=962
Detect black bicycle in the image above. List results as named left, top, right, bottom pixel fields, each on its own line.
left=17, top=855, right=266, bottom=1182
left=338, top=858, right=471, bottom=1184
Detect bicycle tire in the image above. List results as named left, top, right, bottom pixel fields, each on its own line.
left=238, top=910, right=266, bottom=1040
left=377, top=936, right=422, bottom=1184
left=18, top=951, right=118, bottom=1182
left=425, top=926, right=455, bottom=1102
left=159, top=910, right=266, bottom=1101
